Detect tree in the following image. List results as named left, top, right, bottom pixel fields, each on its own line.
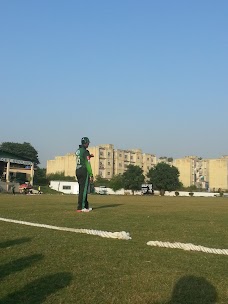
left=147, top=163, right=181, bottom=194
left=109, top=174, right=123, bottom=192
left=0, top=142, right=40, bottom=165
left=34, top=168, right=48, bottom=185
left=94, top=175, right=110, bottom=187
left=188, top=185, right=197, bottom=192
left=15, top=173, right=27, bottom=184
left=122, top=165, right=144, bottom=194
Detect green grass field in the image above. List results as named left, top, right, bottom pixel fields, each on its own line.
left=0, top=194, right=227, bottom=304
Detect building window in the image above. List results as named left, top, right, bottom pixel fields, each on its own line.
left=125, top=155, right=127, bottom=159
left=63, top=185, right=71, bottom=190
left=119, top=153, right=122, bottom=157
left=100, top=151, right=104, bottom=156
left=108, top=162, right=111, bottom=165
left=107, top=172, right=110, bottom=175
left=119, top=163, right=122, bottom=167
left=108, top=152, right=111, bottom=156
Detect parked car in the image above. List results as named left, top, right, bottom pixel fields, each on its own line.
left=19, top=183, right=32, bottom=194
left=141, top=184, right=154, bottom=195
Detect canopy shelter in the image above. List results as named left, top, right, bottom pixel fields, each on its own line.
left=0, top=151, right=35, bottom=186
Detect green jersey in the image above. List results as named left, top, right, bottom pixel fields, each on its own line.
left=75, top=145, right=93, bottom=177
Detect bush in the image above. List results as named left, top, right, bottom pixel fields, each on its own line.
left=47, top=172, right=75, bottom=182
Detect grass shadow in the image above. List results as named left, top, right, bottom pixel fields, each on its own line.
left=167, top=275, right=217, bottom=304
left=0, top=238, right=31, bottom=249
left=0, top=254, right=44, bottom=280
left=93, top=203, right=123, bottom=209
left=0, top=272, right=73, bottom=304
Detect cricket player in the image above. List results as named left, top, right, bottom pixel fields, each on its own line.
left=75, top=137, right=94, bottom=212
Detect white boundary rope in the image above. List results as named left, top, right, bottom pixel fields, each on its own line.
left=147, top=241, right=228, bottom=255
left=0, top=217, right=131, bottom=240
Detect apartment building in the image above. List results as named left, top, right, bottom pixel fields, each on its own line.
left=208, top=156, right=228, bottom=191
left=46, top=144, right=156, bottom=179
left=142, top=153, right=157, bottom=177
left=195, top=158, right=209, bottom=189
left=46, top=146, right=228, bottom=190
left=89, top=144, right=114, bottom=179
left=173, top=156, right=228, bottom=190
left=173, top=156, right=209, bottom=188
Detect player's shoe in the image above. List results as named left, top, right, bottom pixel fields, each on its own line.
left=82, top=208, right=90, bottom=212
left=81, top=208, right=93, bottom=212
left=76, top=209, right=82, bottom=213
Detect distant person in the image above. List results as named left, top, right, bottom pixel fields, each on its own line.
left=38, top=186, right=41, bottom=194
left=146, top=186, right=149, bottom=194
left=75, top=137, right=93, bottom=212
left=12, top=184, right=15, bottom=195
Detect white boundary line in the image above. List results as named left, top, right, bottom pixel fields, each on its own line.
left=0, top=217, right=131, bottom=240
left=147, top=241, right=228, bottom=255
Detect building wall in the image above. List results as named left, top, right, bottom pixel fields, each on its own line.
left=46, top=153, right=76, bottom=177
left=208, top=158, right=228, bottom=191
left=113, top=149, right=125, bottom=176
left=89, top=144, right=114, bottom=179
left=194, top=159, right=209, bottom=188
left=113, top=149, right=142, bottom=176
left=173, top=157, right=195, bottom=187
left=143, top=153, right=156, bottom=178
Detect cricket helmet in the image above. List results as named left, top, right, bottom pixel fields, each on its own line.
left=81, top=137, right=90, bottom=144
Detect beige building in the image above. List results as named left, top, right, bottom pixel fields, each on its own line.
left=46, top=153, right=76, bottom=177
left=46, top=147, right=228, bottom=190
left=173, top=156, right=209, bottom=188
left=173, top=156, right=196, bottom=187
left=88, top=144, right=114, bottom=179
left=142, top=153, right=157, bottom=177
left=46, top=144, right=156, bottom=180
left=208, top=156, right=228, bottom=191
left=173, top=155, right=228, bottom=190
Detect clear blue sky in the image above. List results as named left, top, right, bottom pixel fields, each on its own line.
left=1, top=0, right=227, bottom=168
